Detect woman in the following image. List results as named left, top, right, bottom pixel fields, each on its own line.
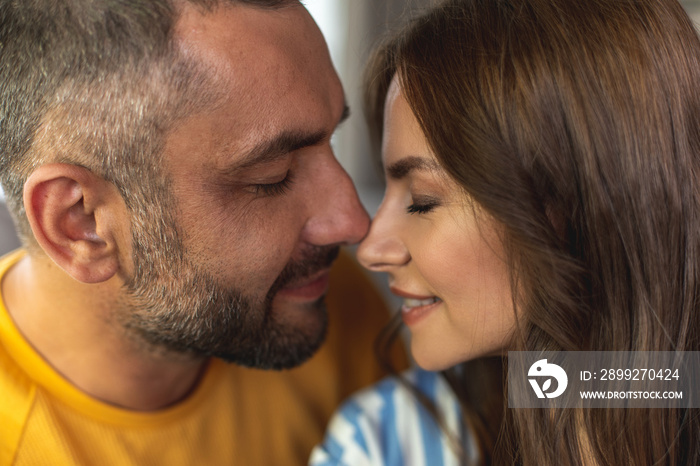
left=311, top=0, right=700, bottom=464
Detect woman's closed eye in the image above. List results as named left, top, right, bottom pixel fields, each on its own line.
left=406, top=195, right=441, bottom=215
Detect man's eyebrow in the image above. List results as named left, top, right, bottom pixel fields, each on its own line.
left=232, top=104, right=350, bottom=171
left=386, top=155, right=442, bottom=180
left=234, top=130, right=326, bottom=171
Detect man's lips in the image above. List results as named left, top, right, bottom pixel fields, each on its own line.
left=276, top=270, right=331, bottom=301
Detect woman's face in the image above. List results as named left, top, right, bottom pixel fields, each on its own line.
left=357, top=77, right=515, bottom=370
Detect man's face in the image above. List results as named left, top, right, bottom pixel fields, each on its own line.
left=120, top=3, right=369, bottom=368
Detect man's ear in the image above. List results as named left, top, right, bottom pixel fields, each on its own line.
left=23, top=163, right=126, bottom=283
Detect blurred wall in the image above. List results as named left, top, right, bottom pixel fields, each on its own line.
left=0, top=202, right=20, bottom=256
left=686, top=0, right=700, bottom=21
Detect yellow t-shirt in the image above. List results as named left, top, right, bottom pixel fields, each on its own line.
left=0, top=249, right=406, bottom=465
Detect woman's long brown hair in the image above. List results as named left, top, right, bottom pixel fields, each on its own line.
left=366, top=0, right=700, bottom=464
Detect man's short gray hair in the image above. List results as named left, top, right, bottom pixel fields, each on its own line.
left=0, top=0, right=299, bottom=245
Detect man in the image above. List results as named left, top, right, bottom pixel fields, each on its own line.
left=0, top=1, right=405, bottom=464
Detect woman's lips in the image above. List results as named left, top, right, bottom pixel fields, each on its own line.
left=276, top=271, right=331, bottom=301
left=390, top=287, right=442, bottom=326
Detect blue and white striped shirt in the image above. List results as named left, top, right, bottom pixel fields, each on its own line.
left=309, top=369, right=477, bottom=466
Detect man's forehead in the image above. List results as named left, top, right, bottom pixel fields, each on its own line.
left=174, top=2, right=317, bottom=76
left=172, top=2, right=335, bottom=120
left=163, top=2, right=344, bottom=172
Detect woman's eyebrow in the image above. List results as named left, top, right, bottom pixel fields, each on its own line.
left=386, top=155, right=441, bottom=180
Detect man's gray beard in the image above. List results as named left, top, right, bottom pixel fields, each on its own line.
left=117, top=205, right=334, bottom=370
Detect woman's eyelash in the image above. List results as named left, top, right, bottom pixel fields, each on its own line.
left=252, top=172, right=294, bottom=197
left=406, top=199, right=440, bottom=215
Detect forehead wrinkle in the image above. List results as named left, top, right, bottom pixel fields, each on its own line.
left=386, top=155, right=442, bottom=180
left=218, top=98, right=348, bottom=174
left=218, top=128, right=327, bottom=174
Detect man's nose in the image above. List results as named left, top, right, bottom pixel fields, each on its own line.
left=301, top=153, right=369, bottom=247
left=357, top=196, right=410, bottom=272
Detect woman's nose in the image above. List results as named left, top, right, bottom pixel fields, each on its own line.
left=357, top=198, right=410, bottom=272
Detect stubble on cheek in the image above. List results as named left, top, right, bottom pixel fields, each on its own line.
left=175, top=195, right=288, bottom=287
